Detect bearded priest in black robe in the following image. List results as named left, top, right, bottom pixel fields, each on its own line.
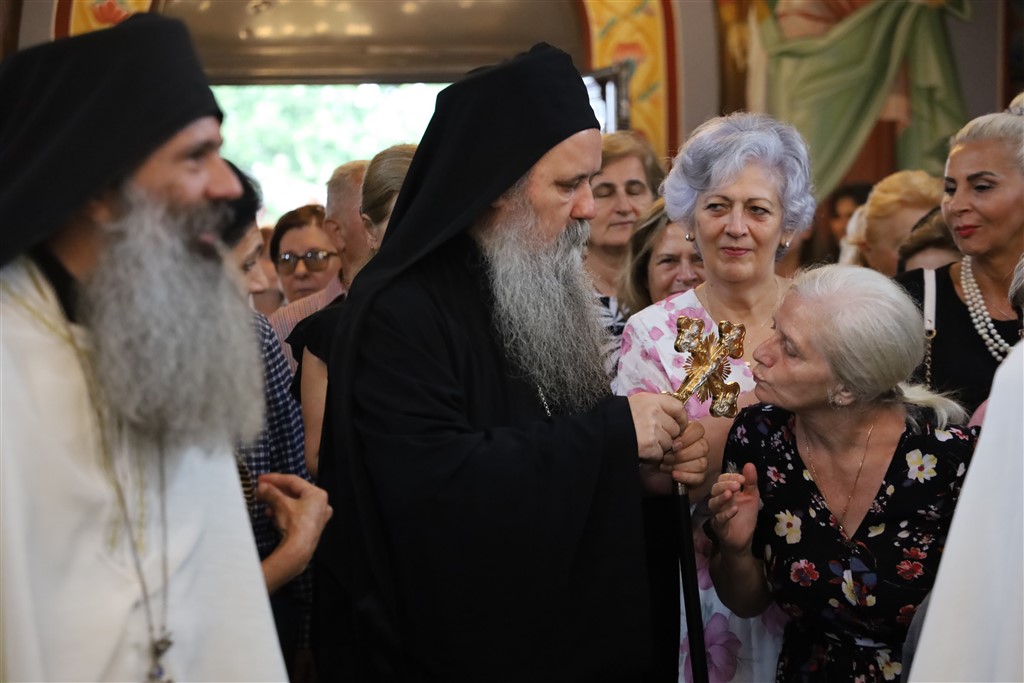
left=313, top=43, right=709, bottom=682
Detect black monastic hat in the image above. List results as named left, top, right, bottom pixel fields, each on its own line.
left=360, top=42, right=600, bottom=290
left=0, top=13, right=221, bottom=267
left=334, top=41, right=600, bottom=345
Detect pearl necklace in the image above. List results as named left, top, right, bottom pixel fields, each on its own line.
left=960, top=256, right=1013, bottom=361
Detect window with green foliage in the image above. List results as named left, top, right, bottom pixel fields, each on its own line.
left=212, top=83, right=447, bottom=221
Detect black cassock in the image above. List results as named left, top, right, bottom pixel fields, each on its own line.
left=313, top=234, right=653, bottom=682
left=311, top=41, right=666, bottom=683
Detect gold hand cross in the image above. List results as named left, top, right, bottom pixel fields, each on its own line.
left=667, top=316, right=746, bottom=418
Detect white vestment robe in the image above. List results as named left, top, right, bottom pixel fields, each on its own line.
left=1, top=259, right=288, bottom=682
left=909, top=342, right=1024, bottom=682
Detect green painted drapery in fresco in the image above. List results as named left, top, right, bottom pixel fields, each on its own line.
left=759, top=0, right=969, bottom=200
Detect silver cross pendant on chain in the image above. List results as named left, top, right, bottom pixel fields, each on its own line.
left=146, top=635, right=174, bottom=683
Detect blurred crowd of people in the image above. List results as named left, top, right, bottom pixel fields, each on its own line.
left=1, top=14, right=1021, bottom=683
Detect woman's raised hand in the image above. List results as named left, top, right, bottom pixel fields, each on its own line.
left=708, top=462, right=761, bottom=555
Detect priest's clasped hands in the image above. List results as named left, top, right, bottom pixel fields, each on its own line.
left=627, top=393, right=708, bottom=489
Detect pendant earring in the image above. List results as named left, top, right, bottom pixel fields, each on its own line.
left=827, top=387, right=847, bottom=408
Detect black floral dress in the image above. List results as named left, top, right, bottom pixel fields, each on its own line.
left=722, top=405, right=977, bottom=682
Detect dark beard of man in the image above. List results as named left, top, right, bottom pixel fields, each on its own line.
left=78, top=186, right=265, bottom=450
left=475, top=186, right=611, bottom=414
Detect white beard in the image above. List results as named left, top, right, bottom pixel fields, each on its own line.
left=78, top=187, right=264, bottom=450
left=475, top=190, right=610, bottom=414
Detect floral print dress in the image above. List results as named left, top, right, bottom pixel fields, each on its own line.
left=722, top=404, right=977, bottom=682
left=613, top=290, right=787, bottom=683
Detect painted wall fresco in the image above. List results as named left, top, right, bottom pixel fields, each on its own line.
left=55, top=0, right=152, bottom=38
left=582, top=0, right=675, bottom=161
left=716, top=0, right=969, bottom=199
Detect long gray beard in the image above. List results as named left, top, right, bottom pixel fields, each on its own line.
left=477, top=197, right=611, bottom=414
left=78, top=188, right=264, bottom=450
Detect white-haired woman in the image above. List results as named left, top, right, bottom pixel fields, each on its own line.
left=898, top=101, right=1024, bottom=414
left=613, top=111, right=815, bottom=682
left=709, top=265, right=976, bottom=683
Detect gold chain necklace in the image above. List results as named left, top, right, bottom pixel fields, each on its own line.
left=802, top=422, right=875, bottom=532
left=1, top=261, right=173, bottom=682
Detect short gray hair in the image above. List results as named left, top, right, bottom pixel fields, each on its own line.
left=949, top=105, right=1024, bottom=174
left=663, top=112, right=815, bottom=238
left=325, top=160, right=368, bottom=218
left=788, top=264, right=967, bottom=428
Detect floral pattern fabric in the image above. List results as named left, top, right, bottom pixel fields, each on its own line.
left=613, top=290, right=787, bottom=683
left=613, top=289, right=757, bottom=417
left=723, top=404, right=977, bottom=682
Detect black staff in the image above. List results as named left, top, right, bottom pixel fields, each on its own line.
left=675, top=482, right=708, bottom=683
left=665, top=315, right=747, bottom=683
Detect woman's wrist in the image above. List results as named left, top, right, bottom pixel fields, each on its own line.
left=706, top=524, right=754, bottom=560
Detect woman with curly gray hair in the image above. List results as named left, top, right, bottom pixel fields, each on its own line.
left=613, top=111, right=815, bottom=682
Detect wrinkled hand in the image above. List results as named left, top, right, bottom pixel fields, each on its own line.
left=628, top=392, right=687, bottom=463
left=708, top=462, right=760, bottom=555
left=257, top=473, right=333, bottom=574
left=656, top=419, right=708, bottom=489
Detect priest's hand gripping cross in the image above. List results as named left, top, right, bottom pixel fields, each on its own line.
left=662, top=315, right=746, bottom=683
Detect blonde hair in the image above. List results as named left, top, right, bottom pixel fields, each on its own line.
left=860, top=170, right=942, bottom=248
left=362, top=144, right=417, bottom=233
left=601, top=131, right=665, bottom=196
left=1008, top=91, right=1024, bottom=116
left=838, top=205, right=868, bottom=267
left=1010, top=253, right=1024, bottom=311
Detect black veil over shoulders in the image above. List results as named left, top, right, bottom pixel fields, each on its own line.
left=325, top=40, right=602, bottom=466
left=317, top=40, right=601, bottom=625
